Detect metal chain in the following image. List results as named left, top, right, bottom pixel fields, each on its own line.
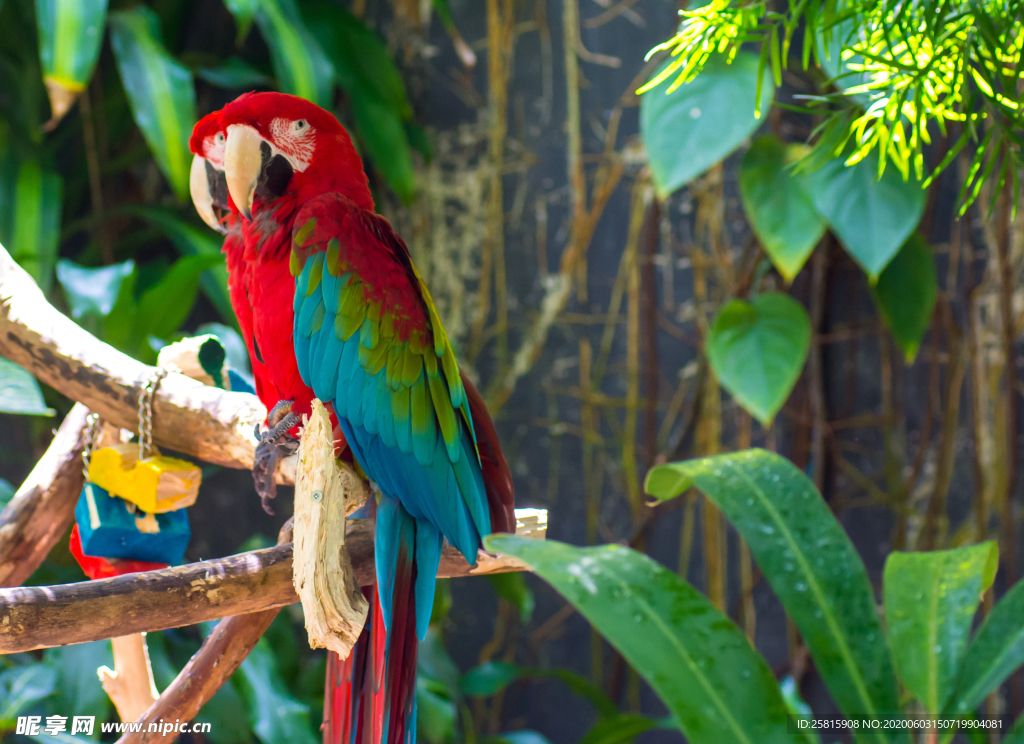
left=81, top=412, right=101, bottom=480
left=138, top=367, right=169, bottom=460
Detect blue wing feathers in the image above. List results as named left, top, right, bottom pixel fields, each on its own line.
left=293, top=205, right=495, bottom=644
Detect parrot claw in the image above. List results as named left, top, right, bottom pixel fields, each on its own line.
left=252, top=400, right=300, bottom=515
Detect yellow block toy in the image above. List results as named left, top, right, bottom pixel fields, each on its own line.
left=88, top=443, right=200, bottom=513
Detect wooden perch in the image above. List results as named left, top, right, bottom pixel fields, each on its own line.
left=99, top=633, right=160, bottom=724
left=0, top=508, right=546, bottom=653
left=0, top=243, right=294, bottom=482
left=0, top=403, right=90, bottom=587
left=292, top=401, right=368, bottom=655
left=115, top=521, right=296, bottom=744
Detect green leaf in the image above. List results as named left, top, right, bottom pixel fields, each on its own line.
left=0, top=664, right=57, bottom=726
left=251, top=0, right=334, bottom=106
left=0, top=156, right=63, bottom=292
left=1005, top=716, right=1024, bottom=744
left=644, top=450, right=902, bottom=741
left=196, top=675, right=253, bottom=744
left=815, top=18, right=871, bottom=102
left=56, top=258, right=134, bottom=319
left=487, top=572, right=535, bottom=623
left=0, top=357, right=54, bottom=416
left=222, top=0, right=256, bottom=44
left=483, top=536, right=805, bottom=744
left=492, top=732, right=554, bottom=744
left=640, top=53, right=774, bottom=198
left=235, top=637, right=317, bottom=744
left=299, top=0, right=418, bottom=200
left=532, top=668, right=618, bottom=718
left=28, top=733, right=97, bottom=744
left=0, top=478, right=14, bottom=509
left=196, top=56, right=272, bottom=89
left=578, top=714, right=660, bottom=744
left=108, top=7, right=197, bottom=201
left=417, top=677, right=456, bottom=744
left=870, top=233, right=937, bottom=362
left=131, top=253, right=224, bottom=359
left=807, top=151, right=926, bottom=279
left=418, top=628, right=461, bottom=700
left=947, top=567, right=1024, bottom=714
left=34, top=0, right=106, bottom=101
left=301, top=0, right=411, bottom=118
left=780, top=676, right=820, bottom=743
left=350, top=91, right=416, bottom=203
left=707, top=292, right=810, bottom=425
left=461, top=661, right=520, bottom=697
left=43, top=641, right=113, bottom=731
left=893, top=546, right=1001, bottom=711
left=739, top=136, right=827, bottom=282
left=129, top=207, right=235, bottom=327
left=884, top=544, right=997, bottom=714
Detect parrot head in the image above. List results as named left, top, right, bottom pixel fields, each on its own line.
left=189, top=110, right=233, bottom=234
left=191, top=92, right=373, bottom=223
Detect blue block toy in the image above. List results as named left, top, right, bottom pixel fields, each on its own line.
left=75, top=483, right=190, bottom=565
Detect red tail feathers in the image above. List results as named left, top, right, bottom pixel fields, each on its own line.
left=324, top=579, right=417, bottom=744
left=325, top=374, right=513, bottom=744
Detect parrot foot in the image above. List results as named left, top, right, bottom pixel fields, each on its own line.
left=253, top=400, right=300, bottom=515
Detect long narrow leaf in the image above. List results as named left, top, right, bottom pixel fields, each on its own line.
left=484, top=536, right=811, bottom=744
left=883, top=544, right=997, bottom=713
left=251, top=0, right=334, bottom=106
left=34, top=0, right=107, bottom=125
left=645, top=450, right=903, bottom=743
left=128, top=206, right=236, bottom=328
left=108, top=7, right=196, bottom=201
left=0, top=155, right=62, bottom=292
left=947, top=572, right=1024, bottom=715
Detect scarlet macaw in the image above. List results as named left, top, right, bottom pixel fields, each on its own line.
left=189, top=93, right=515, bottom=744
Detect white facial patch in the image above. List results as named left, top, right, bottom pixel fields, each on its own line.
left=268, top=117, right=314, bottom=172
left=202, top=132, right=226, bottom=168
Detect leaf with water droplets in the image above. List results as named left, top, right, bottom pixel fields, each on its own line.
left=884, top=544, right=996, bottom=713
left=485, top=536, right=812, bottom=744
left=644, top=449, right=903, bottom=743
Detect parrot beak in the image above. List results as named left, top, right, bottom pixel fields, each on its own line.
left=224, top=124, right=265, bottom=220
left=189, top=154, right=228, bottom=234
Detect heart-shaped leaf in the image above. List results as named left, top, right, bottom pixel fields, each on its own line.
left=807, top=150, right=925, bottom=279
left=641, top=52, right=774, bottom=198
left=871, top=233, right=937, bottom=362
left=739, top=136, right=827, bottom=282
left=707, top=292, right=810, bottom=425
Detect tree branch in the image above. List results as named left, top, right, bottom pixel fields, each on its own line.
left=0, top=244, right=294, bottom=482
left=0, top=403, right=90, bottom=587
left=0, top=509, right=546, bottom=653
left=115, top=520, right=297, bottom=744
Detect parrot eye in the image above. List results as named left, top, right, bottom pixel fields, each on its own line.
left=293, top=120, right=307, bottom=132
left=215, top=132, right=225, bottom=144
